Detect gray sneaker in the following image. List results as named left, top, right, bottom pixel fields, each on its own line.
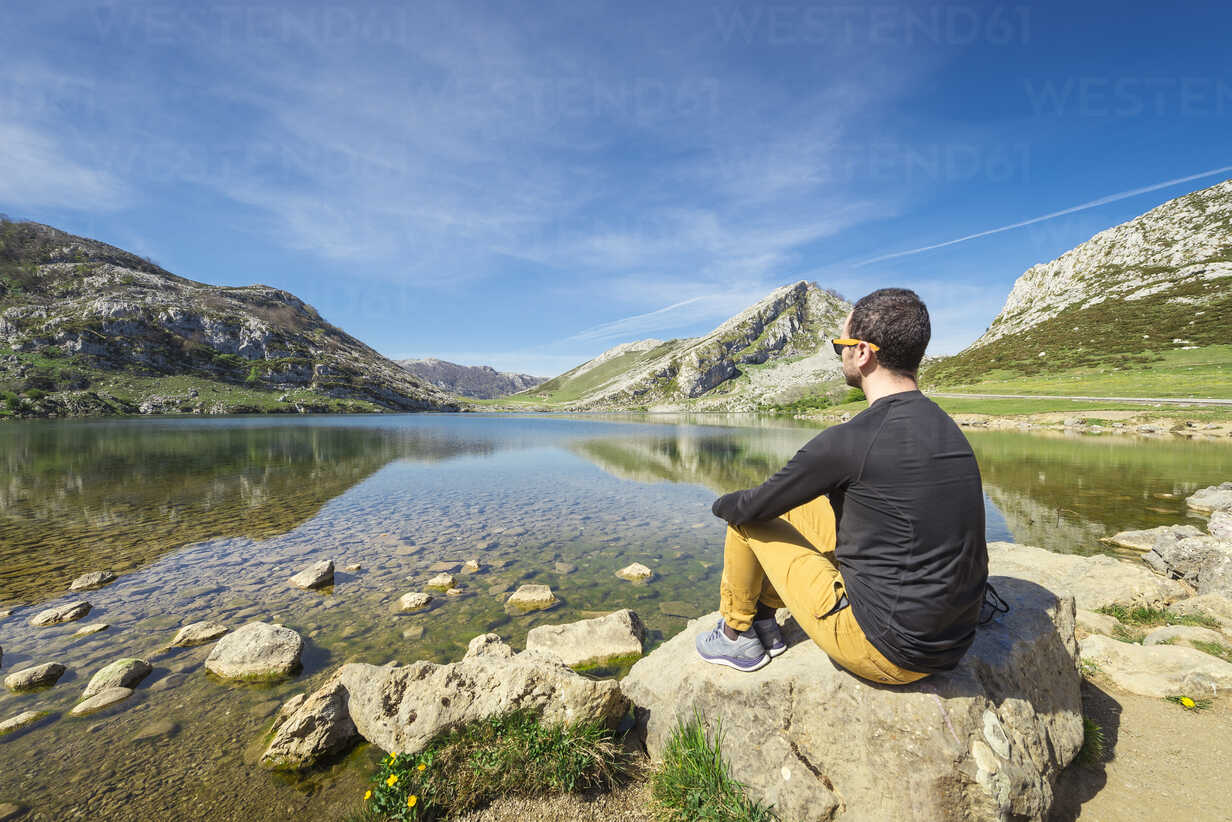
left=753, top=617, right=787, bottom=657
left=695, top=618, right=770, bottom=672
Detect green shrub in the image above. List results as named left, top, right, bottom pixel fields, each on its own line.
left=24, top=387, right=45, bottom=400
left=651, top=713, right=776, bottom=822
left=245, top=365, right=260, bottom=385
left=360, top=710, right=624, bottom=820
left=843, top=387, right=866, bottom=404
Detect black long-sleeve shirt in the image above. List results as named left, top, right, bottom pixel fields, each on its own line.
left=712, top=389, right=988, bottom=673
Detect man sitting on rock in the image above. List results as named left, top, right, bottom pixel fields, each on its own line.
left=696, top=288, right=989, bottom=684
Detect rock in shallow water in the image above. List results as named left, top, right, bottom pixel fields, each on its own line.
left=171, top=621, right=229, bottom=646
left=525, top=609, right=645, bottom=668
left=614, top=562, right=653, bottom=582
left=0, top=710, right=50, bottom=736
left=4, top=662, right=67, bottom=692
left=204, top=622, right=304, bottom=681
left=260, top=634, right=627, bottom=770
left=70, top=686, right=133, bottom=716
left=504, top=584, right=558, bottom=612
left=82, top=658, right=152, bottom=698
left=28, top=600, right=91, bottom=627
left=289, top=559, right=334, bottom=590
left=397, top=592, right=432, bottom=613
left=621, top=576, right=1084, bottom=822
left=72, top=623, right=110, bottom=637
left=69, top=570, right=116, bottom=592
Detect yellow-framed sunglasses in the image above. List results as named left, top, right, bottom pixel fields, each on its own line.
left=831, top=338, right=880, bottom=357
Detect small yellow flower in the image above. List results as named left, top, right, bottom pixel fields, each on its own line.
left=386, top=773, right=399, bottom=787
left=407, top=795, right=418, bottom=808
left=364, top=790, right=372, bottom=802
left=1180, top=696, right=1196, bottom=708
left=417, top=762, right=426, bottom=772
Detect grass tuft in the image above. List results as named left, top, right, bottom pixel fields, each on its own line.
left=358, top=709, right=626, bottom=820
left=1094, top=605, right=1220, bottom=630
left=651, top=712, right=777, bottom=822
left=1077, top=717, right=1104, bottom=766
left=1190, top=640, right=1232, bottom=664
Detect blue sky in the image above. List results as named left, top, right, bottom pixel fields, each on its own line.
left=2, top=1, right=1229, bottom=376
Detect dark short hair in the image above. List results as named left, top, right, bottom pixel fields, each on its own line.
left=848, top=288, right=930, bottom=375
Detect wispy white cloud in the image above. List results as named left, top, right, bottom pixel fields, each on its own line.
left=0, top=123, right=130, bottom=212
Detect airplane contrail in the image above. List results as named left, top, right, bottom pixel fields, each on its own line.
left=853, top=165, right=1232, bottom=267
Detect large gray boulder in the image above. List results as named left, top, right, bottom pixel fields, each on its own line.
left=621, top=577, right=1084, bottom=822
left=82, top=658, right=152, bottom=698
left=525, top=609, right=646, bottom=668
left=260, top=633, right=628, bottom=770
left=1079, top=635, right=1232, bottom=697
left=28, top=600, right=91, bottom=627
left=1143, top=535, right=1232, bottom=596
left=1105, top=524, right=1201, bottom=552
left=987, top=541, right=1186, bottom=610
left=1187, top=482, right=1232, bottom=513
left=204, top=622, right=303, bottom=681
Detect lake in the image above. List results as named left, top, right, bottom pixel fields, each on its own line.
left=0, top=412, right=1229, bottom=821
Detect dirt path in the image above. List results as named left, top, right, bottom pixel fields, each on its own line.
left=1051, top=680, right=1231, bottom=821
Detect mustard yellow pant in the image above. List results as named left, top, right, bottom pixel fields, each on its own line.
left=719, top=495, right=929, bottom=686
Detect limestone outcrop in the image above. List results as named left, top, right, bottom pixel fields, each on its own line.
left=621, top=577, right=1084, bottom=822
left=1078, top=635, right=1232, bottom=697
left=260, top=633, right=628, bottom=770
left=1143, top=534, right=1232, bottom=596
left=987, top=541, right=1186, bottom=610
left=1188, top=482, right=1232, bottom=514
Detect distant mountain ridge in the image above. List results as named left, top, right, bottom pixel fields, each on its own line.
left=519, top=281, right=850, bottom=410
left=0, top=220, right=458, bottom=416
left=927, top=178, right=1232, bottom=384
left=396, top=357, right=546, bottom=398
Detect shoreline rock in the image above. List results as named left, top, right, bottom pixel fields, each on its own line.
left=1187, top=483, right=1232, bottom=513
left=525, top=609, right=646, bottom=668
left=988, top=541, right=1186, bottom=610
left=260, top=632, right=628, bottom=770
left=622, top=576, right=1084, bottom=822
left=1079, top=634, right=1232, bottom=697
left=1105, top=524, right=1201, bottom=552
